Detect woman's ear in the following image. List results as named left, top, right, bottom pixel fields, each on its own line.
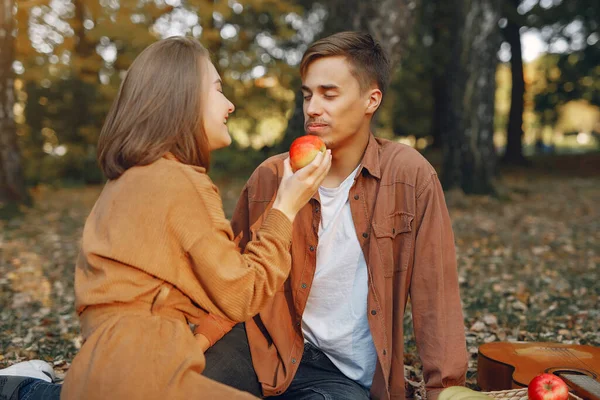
left=366, top=88, right=383, bottom=115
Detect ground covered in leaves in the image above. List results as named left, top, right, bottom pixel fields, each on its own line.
left=1, top=157, right=598, bottom=391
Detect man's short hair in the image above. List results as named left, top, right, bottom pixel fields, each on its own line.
left=300, top=31, right=391, bottom=97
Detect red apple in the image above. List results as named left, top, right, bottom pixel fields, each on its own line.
left=528, top=373, right=569, bottom=400
left=289, top=135, right=326, bottom=172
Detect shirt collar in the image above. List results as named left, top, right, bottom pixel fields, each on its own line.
left=309, top=133, right=380, bottom=203
left=359, top=133, right=381, bottom=180
left=162, top=152, right=206, bottom=173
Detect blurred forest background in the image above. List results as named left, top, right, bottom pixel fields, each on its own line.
left=0, top=0, right=599, bottom=392
left=0, top=0, right=598, bottom=202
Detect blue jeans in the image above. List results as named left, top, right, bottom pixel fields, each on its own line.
left=0, top=376, right=61, bottom=400
left=203, top=323, right=370, bottom=400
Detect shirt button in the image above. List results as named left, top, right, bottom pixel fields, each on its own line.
left=292, top=358, right=297, bottom=364
left=383, top=349, right=387, bottom=356
left=301, top=283, right=307, bottom=289
left=296, top=321, right=301, bottom=327
left=370, top=309, right=377, bottom=315
left=315, top=206, right=320, bottom=213
left=354, top=194, right=359, bottom=200
left=392, top=228, right=396, bottom=234
left=362, top=232, right=369, bottom=238
left=309, top=245, right=315, bottom=251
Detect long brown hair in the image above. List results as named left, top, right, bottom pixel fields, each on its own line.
left=98, top=36, right=211, bottom=180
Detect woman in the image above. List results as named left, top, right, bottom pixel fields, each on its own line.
left=0, top=36, right=331, bottom=400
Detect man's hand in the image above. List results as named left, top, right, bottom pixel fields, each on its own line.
left=195, top=333, right=211, bottom=352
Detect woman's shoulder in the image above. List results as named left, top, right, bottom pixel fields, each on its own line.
left=124, top=157, right=212, bottom=190
left=104, top=157, right=217, bottom=213
left=144, top=158, right=226, bottom=231
left=86, top=158, right=221, bottom=256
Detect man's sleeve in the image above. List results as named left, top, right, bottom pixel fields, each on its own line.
left=409, top=173, right=468, bottom=400
left=191, top=183, right=252, bottom=345
left=230, top=183, right=253, bottom=252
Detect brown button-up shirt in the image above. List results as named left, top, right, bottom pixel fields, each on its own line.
left=197, top=134, right=468, bottom=400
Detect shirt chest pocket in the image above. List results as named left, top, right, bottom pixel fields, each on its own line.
left=371, top=211, right=414, bottom=276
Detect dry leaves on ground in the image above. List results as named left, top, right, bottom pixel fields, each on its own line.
left=1, top=172, right=598, bottom=390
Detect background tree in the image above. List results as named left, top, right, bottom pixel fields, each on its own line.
left=0, top=0, right=29, bottom=207
left=441, top=0, right=502, bottom=194
left=428, top=1, right=455, bottom=150
left=14, top=0, right=306, bottom=183
left=4, top=0, right=599, bottom=198
left=501, top=0, right=528, bottom=165
left=526, top=1, right=600, bottom=127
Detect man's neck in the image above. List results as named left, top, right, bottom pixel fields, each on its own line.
left=321, top=130, right=370, bottom=188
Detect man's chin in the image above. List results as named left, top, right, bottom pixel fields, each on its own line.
left=308, top=132, right=333, bottom=147
left=305, top=130, right=328, bottom=139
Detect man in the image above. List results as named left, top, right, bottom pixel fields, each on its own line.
left=197, top=31, right=468, bottom=400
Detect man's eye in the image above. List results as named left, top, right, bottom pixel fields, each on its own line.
left=303, top=95, right=312, bottom=100
left=324, top=94, right=336, bottom=99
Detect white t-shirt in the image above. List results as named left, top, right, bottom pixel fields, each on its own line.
left=301, top=165, right=377, bottom=388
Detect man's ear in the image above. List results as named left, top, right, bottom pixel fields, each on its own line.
left=366, top=88, right=383, bottom=115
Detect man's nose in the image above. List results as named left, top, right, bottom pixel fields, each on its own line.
left=306, top=97, right=322, bottom=116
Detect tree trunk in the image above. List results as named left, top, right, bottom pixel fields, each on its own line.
left=365, top=0, right=418, bottom=71
left=429, top=2, right=454, bottom=149
left=430, top=76, right=446, bottom=149
left=72, top=0, right=92, bottom=136
left=441, top=0, right=501, bottom=195
left=0, top=0, right=29, bottom=207
left=501, top=0, right=528, bottom=165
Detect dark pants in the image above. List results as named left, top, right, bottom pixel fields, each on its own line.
left=202, top=324, right=370, bottom=400
left=202, top=323, right=263, bottom=397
